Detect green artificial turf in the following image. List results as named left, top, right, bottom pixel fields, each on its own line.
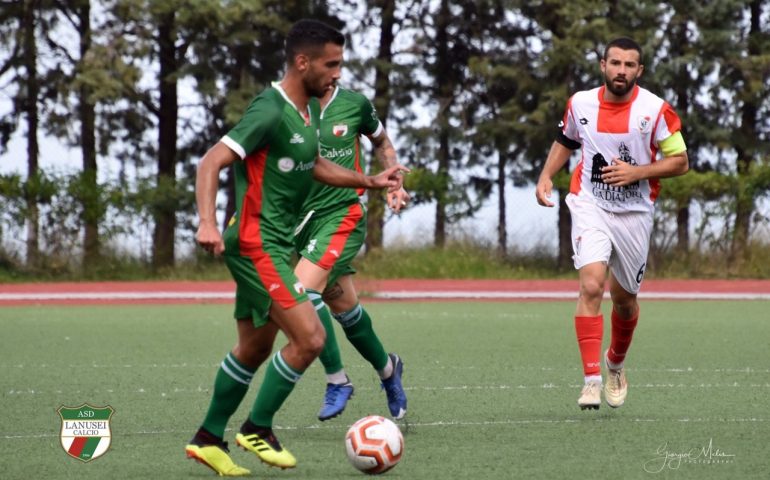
left=1, top=301, right=768, bottom=479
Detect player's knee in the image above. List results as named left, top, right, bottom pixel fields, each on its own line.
left=233, top=342, right=271, bottom=368
left=295, top=328, right=326, bottom=359
left=580, top=279, right=604, bottom=302
left=613, top=300, right=638, bottom=319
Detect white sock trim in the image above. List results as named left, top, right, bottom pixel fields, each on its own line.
left=326, top=370, right=349, bottom=385
left=378, top=356, right=394, bottom=380
left=584, top=375, right=603, bottom=385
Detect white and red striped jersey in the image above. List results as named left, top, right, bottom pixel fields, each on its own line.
left=558, top=85, right=682, bottom=214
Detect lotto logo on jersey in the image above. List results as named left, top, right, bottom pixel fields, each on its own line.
left=333, top=124, right=348, bottom=137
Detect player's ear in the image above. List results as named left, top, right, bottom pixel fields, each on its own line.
left=637, top=64, right=644, bottom=78
left=295, top=53, right=310, bottom=73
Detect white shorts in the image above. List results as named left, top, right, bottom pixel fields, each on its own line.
left=566, top=193, right=653, bottom=294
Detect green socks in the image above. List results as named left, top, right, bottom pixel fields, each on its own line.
left=249, top=351, right=303, bottom=427
left=334, top=304, right=388, bottom=372
left=309, top=289, right=344, bottom=375
left=201, top=352, right=256, bottom=438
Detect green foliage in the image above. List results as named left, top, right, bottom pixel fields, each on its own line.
left=355, top=242, right=572, bottom=279
left=1, top=0, right=769, bottom=267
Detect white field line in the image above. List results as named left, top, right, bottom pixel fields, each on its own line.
left=4, top=363, right=770, bottom=374
left=0, top=292, right=232, bottom=301
left=2, top=416, right=765, bottom=440
left=7, top=382, right=770, bottom=397
left=373, top=291, right=770, bottom=300
left=2, top=290, right=770, bottom=301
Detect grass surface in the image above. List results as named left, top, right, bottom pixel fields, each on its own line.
left=1, top=301, right=769, bottom=479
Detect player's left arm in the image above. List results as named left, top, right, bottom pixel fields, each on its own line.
left=313, top=155, right=409, bottom=190
left=369, top=130, right=410, bottom=212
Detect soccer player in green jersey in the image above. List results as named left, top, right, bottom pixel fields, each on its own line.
left=185, top=20, right=407, bottom=477
left=293, top=85, right=410, bottom=422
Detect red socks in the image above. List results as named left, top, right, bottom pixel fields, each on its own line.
left=575, top=315, right=603, bottom=376
left=607, top=309, right=639, bottom=366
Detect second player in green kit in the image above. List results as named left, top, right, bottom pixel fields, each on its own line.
left=293, top=86, right=411, bottom=422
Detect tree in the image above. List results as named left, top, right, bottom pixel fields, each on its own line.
left=729, top=0, right=770, bottom=257
left=395, top=0, right=494, bottom=248
left=465, top=0, right=539, bottom=254
left=364, top=0, right=396, bottom=252
left=43, top=0, right=102, bottom=265
left=107, top=0, right=215, bottom=269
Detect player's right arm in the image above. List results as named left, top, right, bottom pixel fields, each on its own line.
left=536, top=142, right=574, bottom=207
left=536, top=98, right=581, bottom=207
left=196, top=96, right=278, bottom=255
left=195, top=143, right=239, bottom=255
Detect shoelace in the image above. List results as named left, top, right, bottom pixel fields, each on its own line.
left=607, top=371, right=622, bottom=391
left=324, top=385, right=343, bottom=405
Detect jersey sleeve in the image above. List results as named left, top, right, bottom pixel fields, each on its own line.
left=359, top=95, right=384, bottom=137
left=221, top=96, right=281, bottom=159
left=555, top=96, right=581, bottom=150
left=653, top=102, right=685, bottom=154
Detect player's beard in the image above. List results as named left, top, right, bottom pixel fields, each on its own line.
left=304, top=73, right=333, bottom=98
left=604, top=73, right=637, bottom=97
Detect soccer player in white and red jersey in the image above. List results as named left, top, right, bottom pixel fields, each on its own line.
left=535, top=37, right=689, bottom=410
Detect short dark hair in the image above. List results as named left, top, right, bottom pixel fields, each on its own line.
left=285, top=19, right=345, bottom=63
left=603, top=37, right=643, bottom=63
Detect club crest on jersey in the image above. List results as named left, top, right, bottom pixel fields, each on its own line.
left=638, top=115, right=652, bottom=133
left=57, top=404, right=114, bottom=463
left=332, top=124, right=348, bottom=137
left=278, top=157, right=295, bottom=173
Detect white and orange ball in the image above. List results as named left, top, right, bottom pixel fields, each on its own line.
left=345, top=415, right=404, bottom=474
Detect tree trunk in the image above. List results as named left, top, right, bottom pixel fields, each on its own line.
left=23, top=0, right=40, bottom=268
left=672, top=11, right=690, bottom=253
left=556, top=189, right=572, bottom=270
left=365, top=0, right=395, bottom=253
left=731, top=0, right=761, bottom=259
left=496, top=142, right=508, bottom=256
left=433, top=0, right=451, bottom=248
left=152, top=11, right=178, bottom=269
left=556, top=163, right=572, bottom=269
left=78, top=1, right=100, bottom=266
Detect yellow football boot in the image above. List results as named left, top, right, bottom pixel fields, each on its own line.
left=235, top=430, right=297, bottom=469
left=185, top=443, right=250, bottom=477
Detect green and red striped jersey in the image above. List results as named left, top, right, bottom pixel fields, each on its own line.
left=221, top=83, right=321, bottom=256
left=301, top=86, right=382, bottom=215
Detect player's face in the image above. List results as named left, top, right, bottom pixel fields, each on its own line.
left=601, top=47, right=644, bottom=99
left=301, top=43, right=343, bottom=98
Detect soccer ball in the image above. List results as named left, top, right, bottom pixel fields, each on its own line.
left=345, top=415, right=404, bottom=474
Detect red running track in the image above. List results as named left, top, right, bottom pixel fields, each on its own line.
left=1, top=279, right=770, bottom=306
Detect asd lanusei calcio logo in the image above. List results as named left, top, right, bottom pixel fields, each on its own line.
left=57, top=404, right=115, bottom=462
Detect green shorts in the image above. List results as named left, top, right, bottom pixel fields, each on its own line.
left=224, top=248, right=309, bottom=327
left=294, top=201, right=365, bottom=287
